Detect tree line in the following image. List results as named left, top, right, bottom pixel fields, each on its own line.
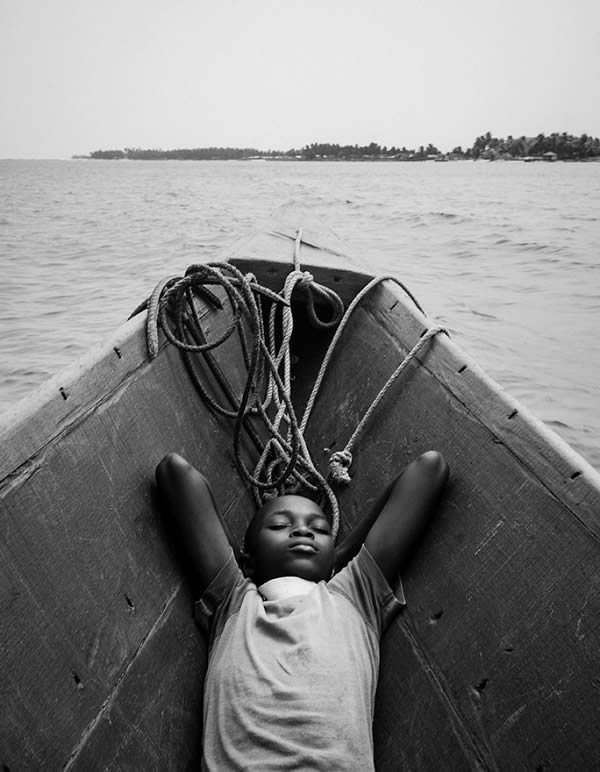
left=469, top=131, right=600, bottom=160
left=87, top=132, right=600, bottom=161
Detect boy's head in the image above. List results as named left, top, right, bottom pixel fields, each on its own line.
left=241, top=494, right=335, bottom=585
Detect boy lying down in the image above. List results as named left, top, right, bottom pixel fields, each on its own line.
left=156, top=450, right=448, bottom=771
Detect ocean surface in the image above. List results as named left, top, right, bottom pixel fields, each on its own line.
left=1, top=159, right=599, bottom=469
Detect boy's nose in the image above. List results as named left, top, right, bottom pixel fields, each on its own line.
left=290, top=524, right=314, bottom=538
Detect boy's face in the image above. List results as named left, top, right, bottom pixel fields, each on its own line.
left=244, top=495, right=335, bottom=585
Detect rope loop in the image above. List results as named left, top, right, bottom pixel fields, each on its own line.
left=290, top=231, right=344, bottom=329
left=306, top=282, right=345, bottom=329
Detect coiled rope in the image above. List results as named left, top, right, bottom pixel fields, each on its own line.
left=134, top=230, right=447, bottom=538
left=132, top=239, right=346, bottom=535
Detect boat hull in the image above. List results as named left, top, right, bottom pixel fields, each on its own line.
left=1, top=217, right=599, bottom=769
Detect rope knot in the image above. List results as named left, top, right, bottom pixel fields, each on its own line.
left=299, top=271, right=314, bottom=288
left=328, top=449, right=353, bottom=486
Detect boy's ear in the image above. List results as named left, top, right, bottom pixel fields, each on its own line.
left=239, top=549, right=256, bottom=580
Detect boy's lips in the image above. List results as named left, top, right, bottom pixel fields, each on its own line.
left=289, top=542, right=318, bottom=553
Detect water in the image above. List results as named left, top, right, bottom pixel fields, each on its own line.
left=1, top=159, right=599, bottom=469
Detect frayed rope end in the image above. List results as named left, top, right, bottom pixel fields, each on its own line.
left=328, top=449, right=353, bottom=486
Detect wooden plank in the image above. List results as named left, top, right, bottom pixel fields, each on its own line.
left=0, top=318, right=254, bottom=767
left=363, top=280, right=600, bottom=534
left=297, top=288, right=600, bottom=768
left=374, top=622, right=489, bottom=771
left=65, top=586, right=206, bottom=771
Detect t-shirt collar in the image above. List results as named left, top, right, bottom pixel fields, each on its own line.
left=258, top=575, right=316, bottom=601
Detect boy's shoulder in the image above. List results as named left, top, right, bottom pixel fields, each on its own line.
left=194, top=548, right=248, bottom=629
left=327, top=546, right=405, bottom=633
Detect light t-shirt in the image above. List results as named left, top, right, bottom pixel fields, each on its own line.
left=195, top=545, right=405, bottom=771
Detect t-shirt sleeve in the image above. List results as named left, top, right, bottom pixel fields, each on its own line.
left=193, top=548, right=245, bottom=636
left=329, top=545, right=405, bottom=635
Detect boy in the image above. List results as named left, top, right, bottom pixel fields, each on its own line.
left=156, top=450, right=448, bottom=771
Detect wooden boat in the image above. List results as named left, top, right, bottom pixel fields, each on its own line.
left=2, top=213, right=600, bottom=770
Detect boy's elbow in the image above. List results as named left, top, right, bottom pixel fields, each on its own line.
left=156, top=452, right=191, bottom=486
left=155, top=453, right=210, bottom=492
left=418, top=450, right=449, bottom=484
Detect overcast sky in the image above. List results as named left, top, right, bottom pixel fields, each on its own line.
left=2, top=0, right=599, bottom=158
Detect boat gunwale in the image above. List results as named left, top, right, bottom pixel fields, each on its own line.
left=2, top=243, right=599, bottom=533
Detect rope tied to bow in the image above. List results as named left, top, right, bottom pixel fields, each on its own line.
left=324, top=325, right=447, bottom=485
left=133, top=228, right=446, bottom=537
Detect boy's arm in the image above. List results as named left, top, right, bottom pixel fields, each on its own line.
left=363, top=450, right=449, bottom=585
left=155, top=453, right=233, bottom=595
left=333, top=479, right=396, bottom=572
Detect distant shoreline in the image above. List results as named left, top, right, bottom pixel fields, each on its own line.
left=77, top=134, right=600, bottom=163
left=73, top=155, right=600, bottom=163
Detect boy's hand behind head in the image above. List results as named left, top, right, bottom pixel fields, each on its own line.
left=242, top=495, right=335, bottom=585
